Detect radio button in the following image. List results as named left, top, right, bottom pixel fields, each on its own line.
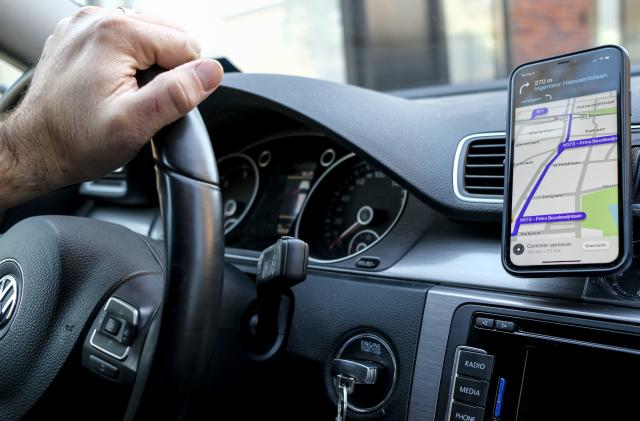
left=453, top=377, right=489, bottom=407
left=457, top=351, right=494, bottom=381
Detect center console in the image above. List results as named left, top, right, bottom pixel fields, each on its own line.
left=438, top=306, right=640, bottom=421
left=408, top=286, right=640, bottom=421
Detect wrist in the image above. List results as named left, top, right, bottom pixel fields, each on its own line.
left=0, top=109, right=58, bottom=207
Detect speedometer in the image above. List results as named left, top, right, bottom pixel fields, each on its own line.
left=295, top=154, right=407, bottom=262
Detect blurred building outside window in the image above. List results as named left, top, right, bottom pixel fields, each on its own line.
left=9, top=0, right=640, bottom=93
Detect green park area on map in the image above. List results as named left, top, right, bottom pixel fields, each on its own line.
left=580, top=186, right=618, bottom=236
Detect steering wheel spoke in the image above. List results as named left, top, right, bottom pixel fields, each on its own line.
left=0, top=216, right=164, bottom=420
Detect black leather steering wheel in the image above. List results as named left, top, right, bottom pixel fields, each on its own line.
left=0, top=70, right=224, bottom=420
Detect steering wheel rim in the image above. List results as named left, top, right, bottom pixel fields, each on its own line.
left=141, top=96, right=225, bottom=419
left=0, top=69, right=225, bottom=420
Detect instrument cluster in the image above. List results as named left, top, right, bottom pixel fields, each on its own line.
left=221, top=132, right=407, bottom=262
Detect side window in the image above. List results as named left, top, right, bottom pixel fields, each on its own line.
left=0, top=56, right=22, bottom=98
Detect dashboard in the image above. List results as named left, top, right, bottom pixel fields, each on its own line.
left=5, top=70, right=640, bottom=421
left=9, top=72, right=640, bottom=300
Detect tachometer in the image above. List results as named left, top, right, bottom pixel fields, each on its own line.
left=218, top=153, right=259, bottom=234
left=295, top=154, right=407, bottom=262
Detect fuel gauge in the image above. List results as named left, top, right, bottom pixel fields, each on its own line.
left=349, top=229, right=380, bottom=255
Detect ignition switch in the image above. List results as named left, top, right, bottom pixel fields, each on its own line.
left=331, top=332, right=397, bottom=415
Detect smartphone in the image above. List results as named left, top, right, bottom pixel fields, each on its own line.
left=502, top=45, right=632, bottom=277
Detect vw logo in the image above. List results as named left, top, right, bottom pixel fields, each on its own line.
left=0, top=274, right=18, bottom=328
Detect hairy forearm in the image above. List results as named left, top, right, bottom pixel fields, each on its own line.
left=0, top=110, right=57, bottom=208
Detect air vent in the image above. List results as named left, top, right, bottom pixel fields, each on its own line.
left=454, top=133, right=505, bottom=203
left=79, top=167, right=127, bottom=198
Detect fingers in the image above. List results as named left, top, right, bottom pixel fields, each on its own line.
left=124, top=11, right=189, bottom=34
left=61, top=6, right=218, bottom=143
left=125, top=19, right=202, bottom=69
left=71, top=6, right=201, bottom=70
left=112, top=59, right=223, bottom=142
left=77, top=6, right=189, bottom=34
left=74, top=5, right=186, bottom=33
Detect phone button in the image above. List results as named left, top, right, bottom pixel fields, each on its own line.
left=582, top=240, right=610, bottom=251
left=450, top=401, right=484, bottom=421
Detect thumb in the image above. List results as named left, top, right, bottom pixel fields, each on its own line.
left=120, top=59, right=223, bottom=142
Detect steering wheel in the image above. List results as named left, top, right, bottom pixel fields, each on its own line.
left=0, top=69, right=224, bottom=420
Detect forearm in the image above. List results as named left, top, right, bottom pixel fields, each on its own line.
left=0, top=110, right=58, bottom=208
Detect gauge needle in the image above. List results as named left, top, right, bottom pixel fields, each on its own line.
left=328, top=205, right=374, bottom=250
left=329, top=222, right=361, bottom=250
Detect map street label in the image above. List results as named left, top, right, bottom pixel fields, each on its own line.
left=531, top=107, right=549, bottom=119
left=559, top=134, right=617, bottom=151
left=518, top=212, right=586, bottom=225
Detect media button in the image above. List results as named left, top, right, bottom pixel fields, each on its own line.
left=453, top=377, right=489, bottom=407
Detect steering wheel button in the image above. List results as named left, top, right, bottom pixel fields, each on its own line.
left=90, top=328, right=130, bottom=360
left=88, top=355, right=119, bottom=379
left=120, top=323, right=134, bottom=345
left=102, top=316, right=122, bottom=336
left=104, top=297, right=139, bottom=326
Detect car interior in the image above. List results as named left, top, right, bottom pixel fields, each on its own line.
left=2, top=1, right=640, bottom=420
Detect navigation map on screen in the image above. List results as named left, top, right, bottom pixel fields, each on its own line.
left=509, top=89, right=619, bottom=266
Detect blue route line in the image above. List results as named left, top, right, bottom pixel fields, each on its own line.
left=511, top=114, right=573, bottom=237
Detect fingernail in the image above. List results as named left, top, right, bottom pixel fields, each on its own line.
left=195, top=59, right=223, bottom=91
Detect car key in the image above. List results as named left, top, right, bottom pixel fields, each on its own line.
left=333, top=359, right=383, bottom=421
left=336, top=374, right=355, bottom=421
left=332, top=358, right=382, bottom=385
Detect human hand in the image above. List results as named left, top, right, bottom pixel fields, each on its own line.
left=0, top=6, right=223, bottom=206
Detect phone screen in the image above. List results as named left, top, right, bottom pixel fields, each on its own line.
left=508, top=47, right=625, bottom=268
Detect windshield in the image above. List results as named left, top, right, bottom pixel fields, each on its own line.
left=69, top=1, right=640, bottom=92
